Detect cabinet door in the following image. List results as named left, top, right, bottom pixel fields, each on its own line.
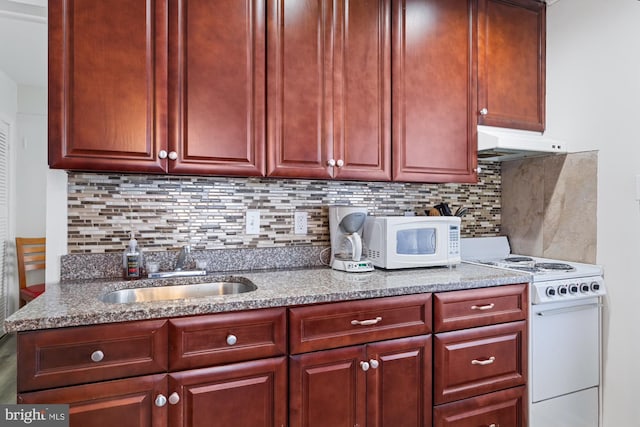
left=367, top=335, right=432, bottom=427
left=289, top=346, right=367, bottom=427
left=267, top=0, right=391, bottom=181
left=48, top=0, right=168, bottom=173
left=169, top=357, right=287, bottom=427
left=392, top=0, right=477, bottom=183
left=168, top=0, right=266, bottom=176
left=18, top=374, right=167, bottom=427
left=332, top=0, right=391, bottom=181
left=478, top=0, right=546, bottom=131
left=266, top=0, right=333, bottom=179
left=433, top=385, right=526, bottom=427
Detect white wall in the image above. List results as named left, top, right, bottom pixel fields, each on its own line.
left=0, top=69, right=18, bottom=315
left=15, top=85, right=46, bottom=237
left=547, top=1, right=640, bottom=425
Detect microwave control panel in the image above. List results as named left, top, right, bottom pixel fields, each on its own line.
left=449, top=225, right=460, bottom=256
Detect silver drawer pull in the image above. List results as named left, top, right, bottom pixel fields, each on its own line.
left=90, top=350, right=104, bottom=362
left=155, top=394, right=167, bottom=407
left=351, top=317, right=382, bottom=326
left=168, top=392, right=180, bottom=405
left=226, top=334, right=238, bottom=346
left=360, top=361, right=370, bottom=371
left=489, top=424, right=498, bottom=427
left=369, top=359, right=379, bottom=369
left=471, top=303, right=495, bottom=311
left=471, top=356, right=496, bottom=366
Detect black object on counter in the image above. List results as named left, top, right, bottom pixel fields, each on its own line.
left=434, top=203, right=452, bottom=216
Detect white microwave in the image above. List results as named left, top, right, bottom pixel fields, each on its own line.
left=363, top=216, right=461, bottom=269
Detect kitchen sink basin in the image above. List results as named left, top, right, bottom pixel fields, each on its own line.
left=101, top=279, right=257, bottom=304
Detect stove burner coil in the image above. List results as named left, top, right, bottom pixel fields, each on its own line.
left=504, top=256, right=534, bottom=263
left=534, top=262, right=576, bottom=272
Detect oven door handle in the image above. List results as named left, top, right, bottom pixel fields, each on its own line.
left=536, top=303, right=600, bottom=317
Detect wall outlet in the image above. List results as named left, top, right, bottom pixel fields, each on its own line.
left=246, top=210, right=260, bottom=234
left=294, top=211, right=308, bottom=235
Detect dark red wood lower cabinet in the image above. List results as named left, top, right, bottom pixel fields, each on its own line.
left=367, top=336, right=432, bottom=427
left=433, top=386, right=526, bottom=427
left=18, top=374, right=168, bottom=427
left=169, top=357, right=287, bottom=427
left=289, top=336, right=432, bottom=427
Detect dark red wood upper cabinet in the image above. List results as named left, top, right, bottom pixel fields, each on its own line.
left=332, top=0, right=391, bottom=181
left=392, top=0, right=478, bottom=183
left=48, top=0, right=168, bottom=173
left=477, top=0, right=546, bottom=131
left=267, top=0, right=391, bottom=181
left=168, top=0, right=266, bottom=176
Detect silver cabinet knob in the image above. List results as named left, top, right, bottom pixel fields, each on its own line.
left=369, top=359, right=379, bottom=369
left=168, top=151, right=178, bottom=160
left=226, top=334, right=237, bottom=346
left=155, top=394, right=167, bottom=407
left=327, top=159, right=336, bottom=167
left=90, top=350, right=104, bottom=362
left=360, top=361, right=370, bottom=371
left=168, top=392, right=180, bottom=405
left=480, top=108, right=488, bottom=116
left=158, top=150, right=168, bottom=159
left=336, top=159, right=344, bottom=167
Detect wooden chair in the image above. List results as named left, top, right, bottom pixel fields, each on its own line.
left=15, top=237, right=46, bottom=307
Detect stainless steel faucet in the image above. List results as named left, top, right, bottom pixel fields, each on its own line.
left=175, top=245, right=191, bottom=271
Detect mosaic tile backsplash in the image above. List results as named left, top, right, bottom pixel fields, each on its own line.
left=67, top=161, right=501, bottom=254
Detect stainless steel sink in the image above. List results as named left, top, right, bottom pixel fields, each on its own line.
left=147, top=270, right=207, bottom=279
left=101, top=279, right=257, bottom=304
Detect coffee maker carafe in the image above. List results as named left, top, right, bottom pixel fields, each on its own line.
left=329, top=206, right=374, bottom=273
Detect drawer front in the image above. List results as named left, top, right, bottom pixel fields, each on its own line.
left=18, top=320, right=169, bottom=392
left=433, top=385, right=526, bottom=427
left=169, top=308, right=287, bottom=370
left=434, top=321, right=527, bottom=404
left=289, top=294, right=432, bottom=354
left=434, top=284, right=528, bottom=332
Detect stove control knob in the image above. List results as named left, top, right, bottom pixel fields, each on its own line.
left=591, top=281, right=601, bottom=292
left=569, top=283, right=579, bottom=294
left=545, top=287, right=556, bottom=297
left=558, top=285, right=568, bottom=296
left=580, top=283, right=590, bottom=293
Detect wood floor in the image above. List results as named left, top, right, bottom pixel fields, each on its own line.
left=0, top=333, right=17, bottom=403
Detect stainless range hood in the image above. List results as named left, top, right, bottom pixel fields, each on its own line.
left=477, top=126, right=567, bottom=162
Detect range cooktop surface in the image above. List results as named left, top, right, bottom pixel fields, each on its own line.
left=460, top=236, right=605, bottom=304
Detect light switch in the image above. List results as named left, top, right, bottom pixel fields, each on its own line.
left=246, top=210, right=260, bottom=234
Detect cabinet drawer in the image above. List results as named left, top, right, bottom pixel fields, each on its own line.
left=434, top=321, right=527, bottom=404
left=18, top=320, right=169, bottom=392
left=289, top=294, right=432, bottom=354
left=433, top=385, right=526, bottom=427
left=434, top=284, right=527, bottom=332
left=169, top=308, right=287, bottom=370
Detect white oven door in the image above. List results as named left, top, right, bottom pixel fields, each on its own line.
left=531, top=297, right=600, bottom=402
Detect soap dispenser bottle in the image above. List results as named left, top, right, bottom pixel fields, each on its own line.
left=123, top=233, right=143, bottom=280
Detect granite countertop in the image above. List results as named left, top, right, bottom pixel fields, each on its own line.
left=3, top=263, right=531, bottom=333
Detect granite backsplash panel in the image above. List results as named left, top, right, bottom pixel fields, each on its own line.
left=66, top=161, right=502, bottom=255
left=501, top=151, right=597, bottom=263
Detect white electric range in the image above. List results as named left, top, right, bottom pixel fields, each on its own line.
left=461, top=236, right=605, bottom=427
